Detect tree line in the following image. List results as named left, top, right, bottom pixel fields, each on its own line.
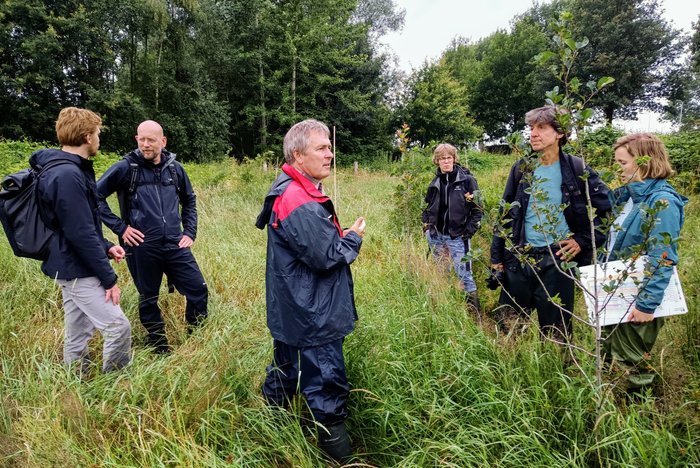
left=1, top=0, right=698, bottom=162
left=0, top=0, right=403, bottom=162
left=397, top=0, right=699, bottom=145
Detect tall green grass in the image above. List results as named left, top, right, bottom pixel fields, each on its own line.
left=0, top=146, right=698, bottom=466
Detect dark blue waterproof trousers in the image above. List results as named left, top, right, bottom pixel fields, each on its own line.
left=263, top=339, right=349, bottom=425
left=126, top=241, right=208, bottom=341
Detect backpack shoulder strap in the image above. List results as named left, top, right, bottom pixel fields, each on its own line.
left=116, top=159, right=140, bottom=222
left=128, top=162, right=139, bottom=194
left=168, top=162, right=180, bottom=195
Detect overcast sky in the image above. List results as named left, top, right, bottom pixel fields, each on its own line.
left=382, top=0, right=700, bottom=132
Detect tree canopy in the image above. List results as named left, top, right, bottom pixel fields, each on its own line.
left=0, top=0, right=404, bottom=161
left=0, top=0, right=693, bottom=158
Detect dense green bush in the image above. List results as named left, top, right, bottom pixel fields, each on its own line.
left=574, top=125, right=625, bottom=168
left=0, top=140, right=121, bottom=177
left=390, top=147, right=435, bottom=236
left=663, top=131, right=700, bottom=194
left=0, top=139, right=47, bottom=175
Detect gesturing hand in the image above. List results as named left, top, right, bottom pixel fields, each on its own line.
left=344, top=217, right=366, bottom=238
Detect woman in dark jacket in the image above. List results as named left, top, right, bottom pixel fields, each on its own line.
left=422, top=143, right=483, bottom=312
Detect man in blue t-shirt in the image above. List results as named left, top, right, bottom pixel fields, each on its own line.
left=490, top=106, right=611, bottom=341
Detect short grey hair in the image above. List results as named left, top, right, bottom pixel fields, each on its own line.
left=432, top=143, right=459, bottom=165
left=283, top=119, right=331, bottom=164
left=525, top=105, right=570, bottom=147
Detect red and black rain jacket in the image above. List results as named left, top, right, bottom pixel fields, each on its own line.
left=255, top=164, right=362, bottom=347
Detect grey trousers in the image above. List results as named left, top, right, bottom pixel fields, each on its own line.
left=57, top=276, right=131, bottom=373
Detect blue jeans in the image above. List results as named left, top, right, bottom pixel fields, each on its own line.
left=426, top=231, right=477, bottom=293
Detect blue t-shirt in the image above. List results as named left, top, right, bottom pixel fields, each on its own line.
left=524, top=160, right=569, bottom=247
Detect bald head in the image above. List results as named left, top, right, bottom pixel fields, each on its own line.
left=137, top=120, right=164, bottom=136
left=136, top=120, right=167, bottom=164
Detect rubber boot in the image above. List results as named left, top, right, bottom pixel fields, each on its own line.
left=466, top=291, right=481, bottom=314
left=318, top=422, right=352, bottom=463
left=144, top=328, right=171, bottom=355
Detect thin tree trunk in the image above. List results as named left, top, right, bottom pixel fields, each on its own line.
left=291, top=53, right=297, bottom=118
left=156, top=40, right=163, bottom=112
left=256, top=14, right=267, bottom=148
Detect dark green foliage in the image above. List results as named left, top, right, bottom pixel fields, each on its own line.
left=0, top=0, right=402, bottom=163
left=665, top=16, right=700, bottom=131
left=662, top=131, right=700, bottom=194
left=568, top=0, right=682, bottom=122
left=397, top=63, right=482, bottom=145
left=0, top=0, right=117, bottom=142
left=577, top=125, right=624, bottom=168
left=442, top=18, right=556, bottom=139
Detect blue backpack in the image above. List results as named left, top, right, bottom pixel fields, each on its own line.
left=0, top=160, right=68, bottom=260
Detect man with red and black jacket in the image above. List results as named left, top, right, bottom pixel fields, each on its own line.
left=255, top=119, right=365, bottom=463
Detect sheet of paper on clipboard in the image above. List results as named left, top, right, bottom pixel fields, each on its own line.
left=579, top=256, right=688, bottom=327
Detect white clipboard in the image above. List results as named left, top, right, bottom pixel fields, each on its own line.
left=579, top=256, right=688, bottom=326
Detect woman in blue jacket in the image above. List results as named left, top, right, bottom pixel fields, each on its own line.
left=603, top=133, right=688, bottom=392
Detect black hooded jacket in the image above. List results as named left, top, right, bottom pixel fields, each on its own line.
left=490, top=151, right=611, bottom=268
left=97, top=149, right=197, bottom=245
left=422, top=164, right=482, bottom=239
left=30, top=149, right=117, bottom=289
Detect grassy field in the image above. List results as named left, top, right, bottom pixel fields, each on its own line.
left=0, top=142, right=699, bottom=466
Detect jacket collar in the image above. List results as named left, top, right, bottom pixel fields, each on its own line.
left=613, top=178, right=688, bottom=206
left=282, top=163, right=328, bottom=200
left=126, top=148, right=176, bottom=168
left=626, top=178, right=686, bottom=203
left=430, top=163, right=469, bottom=188
left=29, top=148, right=91, bottom=171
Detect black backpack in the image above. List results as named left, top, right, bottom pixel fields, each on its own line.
left=0, top=160, right=69, bottom=260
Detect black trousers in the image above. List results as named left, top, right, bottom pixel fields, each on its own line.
left=126, top=241, right=208, bottom=339
left=262, top=339, right=349, bottom=425
left=499, top=248, right=575, bottom=338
